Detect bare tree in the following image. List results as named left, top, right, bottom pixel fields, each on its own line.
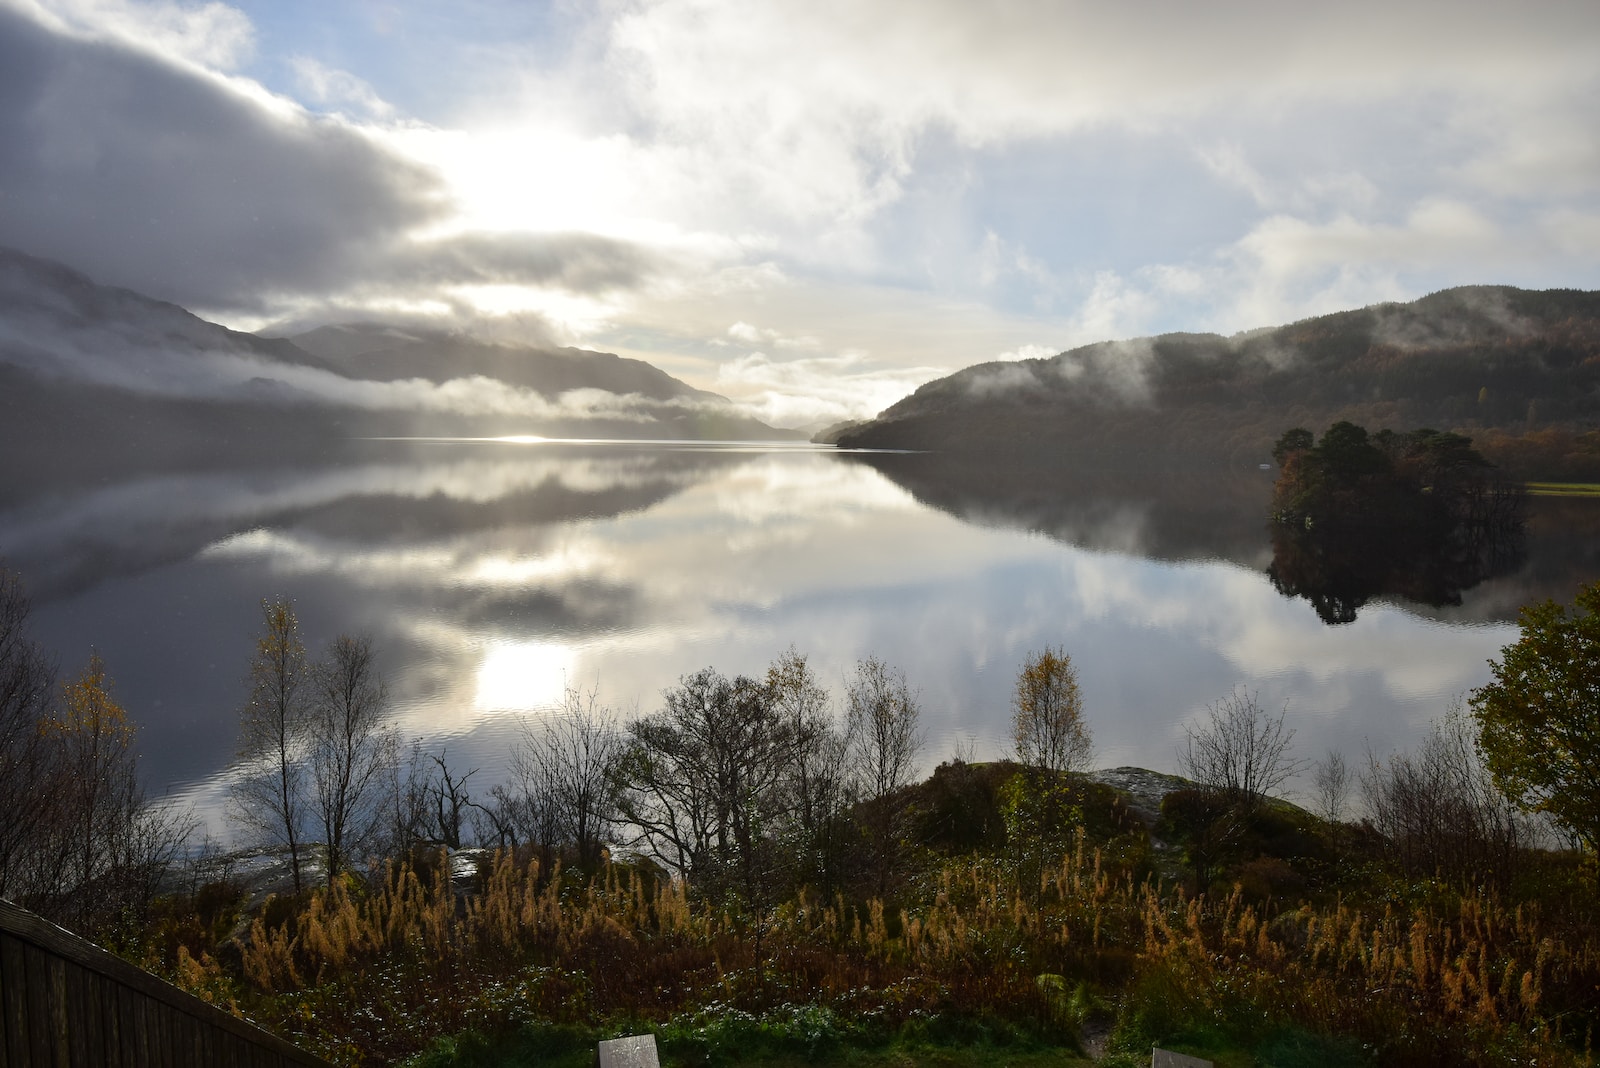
left=378, top=739, right=434, bottom=858
left=309, top=635, right=396, bottom=884
left=1011, top=646, right=1092, bottom=775
left=1313, top=749, right=1350, bottom=826
left=1179, top=688, right=1303, bottom=815
left=493, top=691, right=622, bottom=876
left=500, top=736, right=564, bottom=876
left=230, top=599, right=312, bottom=894
left=473, top=782, right=522, bottom=852
left=1362, top=701, right=1534, bottom=886
left=767, top=648, right=854, bottom=895
left=847, top=656, right=923, bottom=896
left=537, top=687, right=624, bottom=869
left=423, top=749, right=479, bottom=850
left=617, top=667, right=804, bottom=903
left=0, top=566, right=56, bottom=899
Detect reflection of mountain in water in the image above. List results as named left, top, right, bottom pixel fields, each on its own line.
left=847, top=452, right=1277, bottom=568
left=848, top=451, right=1600, bottom=625
left=0, top=443, right=748, bottom=604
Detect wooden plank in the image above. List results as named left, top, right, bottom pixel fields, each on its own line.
left=156, top=1000, right=176, bottom=1068
left=69, top=967, right=91, bottom=1067
left=0, top=931, right=26, bottom=1068
left=64, top=963, right=91, bottom=1067
left=130, top=992, right=154, bottom=1068
left=0, top=932, right=9, bottom=1068
left=85, top=970, right=115, bottom=1068
left=194, top=1014, right=213, bottom=1068
left=23, top=943, right=57, bottom=1067
left=43, top=953, right=67, bottom=1068
left=147, top=999, right=167, bottom=1068
left=180, top=1003, right=200, bottom=1068
left=105, top=972, right=125, bottom=1068
left=112, top=978, right=138, bottom=1068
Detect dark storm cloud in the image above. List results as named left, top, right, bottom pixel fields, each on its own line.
left=0, top=6, right=441, bottom=312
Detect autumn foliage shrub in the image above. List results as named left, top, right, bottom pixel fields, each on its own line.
left=158, top=823, right=1600, bottom=1068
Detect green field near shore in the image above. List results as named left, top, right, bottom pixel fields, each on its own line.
left=1526, top=481, right=1600, bottom=496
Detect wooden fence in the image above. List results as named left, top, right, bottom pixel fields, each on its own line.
left=0, top=897, right=332, bottom=1067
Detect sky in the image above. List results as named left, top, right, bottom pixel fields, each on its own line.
left=2, top=0, right=1598, bottom=429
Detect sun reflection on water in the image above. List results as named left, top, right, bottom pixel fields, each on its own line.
left=473, top=639, right=577, bottom=714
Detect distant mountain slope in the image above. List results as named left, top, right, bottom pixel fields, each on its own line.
left=287, top=323, right=715, bottom=403
left=0, top=244, right=797, bottom=491
left=834, top=286, right=1600, bottom=476
left=0, top=244, right=338, bottom=381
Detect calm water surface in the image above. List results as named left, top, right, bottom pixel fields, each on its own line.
left=3, top=439, right=1593, bottom=835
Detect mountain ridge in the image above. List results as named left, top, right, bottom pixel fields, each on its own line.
left=281, top=322, right=722, bottom=404
left=0, top=244, right=798, bottom=461
left=832, top=285, right=1600, bottom=478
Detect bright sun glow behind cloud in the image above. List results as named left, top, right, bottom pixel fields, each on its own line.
left=394, top=124, right=640, bottom=239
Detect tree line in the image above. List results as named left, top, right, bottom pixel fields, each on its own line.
left=0, top=558, right=1099, bottom=942
left=228, top=595, right=1099, bottom=913
left=7, top=549, right=1597, bottom=956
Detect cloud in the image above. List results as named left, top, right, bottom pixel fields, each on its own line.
left=289, top=56, right=394, bottom=119
left=617, top=0, right=1599, bottom=129
left=20, top=0, right=255, bottom=69
left=0, top=4, right=443, bottom=312
left=1454, top=98, right=1600, bottom=200
left=1239, top=201, right=1507, bottom=275
left=713, top=351, right=944, bottom=428
left=605, top=0, right=1600, bottom=227
left=0, top=4, right=672, bottom=335
left=992, top=343, right=1056, bottom=362
left=573, top=0, right=1600, bottom=362
left=383, top=230, right=664, bottom=294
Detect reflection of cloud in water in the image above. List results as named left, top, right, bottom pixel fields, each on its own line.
left=0, top=448, right=731, bottom=599
left=2, top=443, right=1535, bottom=832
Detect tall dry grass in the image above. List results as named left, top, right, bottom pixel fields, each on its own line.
left=211, top=841, right=1597, bottom=1067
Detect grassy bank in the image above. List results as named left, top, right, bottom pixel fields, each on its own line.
left=1526, top=482, right=1600, bottom=497
left=128, top=763, right=1599, bottom=1068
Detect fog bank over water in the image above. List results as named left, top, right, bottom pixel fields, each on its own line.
left=3, top=440, right=1582, bottom=838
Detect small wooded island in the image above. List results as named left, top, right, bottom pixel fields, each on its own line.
left=1267, top=421, right=1527, bottom=623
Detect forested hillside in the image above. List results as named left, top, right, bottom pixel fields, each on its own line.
left=834, top=287, right=1600, bottom=478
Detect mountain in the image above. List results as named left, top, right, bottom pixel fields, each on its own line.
left=285, top=323, right=715, bottom=403
left=0, top=245, right=797, bottom=490
left=831, top=286, right=1600, bottom=478
left=0, top=243, right=340, bottom=383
